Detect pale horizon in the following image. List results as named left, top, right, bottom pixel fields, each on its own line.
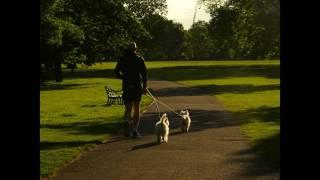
left=166, top=0, right=211, bottom=30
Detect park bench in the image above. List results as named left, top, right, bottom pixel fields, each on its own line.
left=105, top=85, right=123, bottom=105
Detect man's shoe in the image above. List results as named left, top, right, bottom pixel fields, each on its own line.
left=124, top=121, right=131, bottom=137
left=132, top=131, right=142, bottom=138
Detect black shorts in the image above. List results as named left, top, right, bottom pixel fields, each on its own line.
left=123, top=85, right=142, bottom=104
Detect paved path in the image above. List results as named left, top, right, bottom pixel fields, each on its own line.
left=51, top=80, right=279, bottom=180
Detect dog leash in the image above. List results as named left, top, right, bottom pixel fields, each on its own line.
left=146, top=88, right=179, bottom=117
left=146, top=88, right=184, bottom=118
left=145, top=89, right=161, bottom=119
left=146, top=88, right=216, bottom=119
left=147, top=92, right=161, bottom=119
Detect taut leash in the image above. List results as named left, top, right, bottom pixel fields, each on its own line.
left=146, top=88, right=183, bottom=118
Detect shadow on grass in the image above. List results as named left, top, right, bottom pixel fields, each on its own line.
left=194, top=84, right=280, bottom=95
left=152, top=84, right=280, bottom=97
left=81, top=104, right=98, bottom=108
left=40, top=82, right=103, bottom=91
left=226, top=106, right=280, bottom=175
left=40, top=84, right=85, bottom=91
left=63, top=69, right=116, bottom=79
left=149, top=64, right=280, bottom=81
left=253, top=133, right=280, bottom=171
left=41, top=118, right=124, bottom=152
left=228, top=133, right=280, bottom=176
left=236, top=106, right=280, bottom=123
left=61, top=113, right=77, bottom=117
left=40, top=140, right=101, bottom=150
left=43, top=64, right=279, bottom=81
left=41, top=119, right=122, bottom=136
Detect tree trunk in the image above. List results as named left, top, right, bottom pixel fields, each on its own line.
left=40, top=63, right=44, bottom=84
left=54, top=50, right=63, bottom=82
left=54, top=61, right=62, bottom=82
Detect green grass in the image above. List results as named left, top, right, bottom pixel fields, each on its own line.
left=40, top=77, right=152, bottom=176
left=74, top=61, right=280, bottom=170
left=179, top=78, right=279, bottom=169
left=41, top=60, right=279, bottom=175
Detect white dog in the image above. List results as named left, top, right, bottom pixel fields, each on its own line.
left=155, top=113, right=170, bottom=143
left=180, top=109, right=191, bottom=132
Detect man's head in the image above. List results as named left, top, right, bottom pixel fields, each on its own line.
left=128, top=42, right=137, bottom=52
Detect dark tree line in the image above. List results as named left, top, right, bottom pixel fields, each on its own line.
left=40, top=0, right=165, bottom=82
left=40, top=0, right=279, bottom=82
left=200, top=0, right=280, bottom=59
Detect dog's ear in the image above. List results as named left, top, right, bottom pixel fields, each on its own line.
left=162, top=113, right=167, bottom=117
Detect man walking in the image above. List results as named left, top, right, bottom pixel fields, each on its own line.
left=114, top=42, right=147, bottom=138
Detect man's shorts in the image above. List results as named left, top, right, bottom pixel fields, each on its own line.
left=123, top=84, right=142, bottom=104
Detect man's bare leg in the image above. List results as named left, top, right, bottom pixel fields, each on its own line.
left=124, top=102, right=133, bottom=136
left=132, top=101, right=141, bottom=137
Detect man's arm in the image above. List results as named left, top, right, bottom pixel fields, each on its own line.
left=140, top=58, right=147, bottom=90
left=114, top=60, right=124, bottom=79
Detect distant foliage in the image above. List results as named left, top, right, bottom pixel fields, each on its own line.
left=141, top=14, right=186, bottom=60
left=201, top=0, right=280, bottom=59
left=40, top=0, right=279, bottom=81
left=40, top=0, right=166, bottom=81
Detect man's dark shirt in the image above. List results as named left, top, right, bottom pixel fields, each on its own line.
left=114, top=51, right=147, bottom=89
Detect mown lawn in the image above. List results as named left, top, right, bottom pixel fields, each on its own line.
left=40, top=76, right=152, bottom=176
left=41, top=60, right=280, bottom=176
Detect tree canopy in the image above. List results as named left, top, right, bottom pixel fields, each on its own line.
left=41, top=0, right=166, bottom=81
left=201, top=0, right=280, bottom=59
left=40, top=0, right=280, bottom=82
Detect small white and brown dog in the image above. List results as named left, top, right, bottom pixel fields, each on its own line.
left=155, top=113, right=170, bottom=143
left=180, top=109, right=191, bottom=132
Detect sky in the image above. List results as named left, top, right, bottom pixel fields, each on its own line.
left=166, top=0, right=211, bottom=30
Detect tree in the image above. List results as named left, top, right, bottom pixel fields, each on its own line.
left=41, top=0, right=167, bottom=81
left=208, top=7, right=238, bottom=59
left=201, top=0, right=280, bottom=59
left=188, top=21, right=215, bottom=60
left=230, top=0, right=280, bottom=59
left=64, top=0, right=150, bottom=64
left=40, top=0, right=84, bottom=82
left=41, top=0, right=170, bottom=82
left=141, top=14, right=186, bottom=60
left=124, top=0, right=168, bottom=19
